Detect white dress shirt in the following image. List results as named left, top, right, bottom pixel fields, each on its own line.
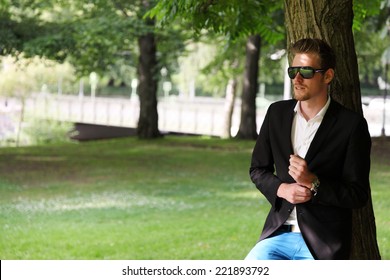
left=284, top=96, right=331, bottom=229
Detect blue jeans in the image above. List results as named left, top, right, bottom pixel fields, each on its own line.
left=245, top=231, right=314, bottom=260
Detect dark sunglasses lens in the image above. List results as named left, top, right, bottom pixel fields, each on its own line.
left=299, top=67, right=315, bottom=78
left=288, top=68, right=299, bottom=79
left=288, top=67, right=315, bottom=79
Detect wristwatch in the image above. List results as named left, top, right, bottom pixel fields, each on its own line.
left=310, top=177, right=320, bottom=196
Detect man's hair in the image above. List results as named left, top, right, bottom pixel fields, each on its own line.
left=290, top=38, right=336, bottom=70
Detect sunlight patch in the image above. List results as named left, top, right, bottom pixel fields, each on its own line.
left=221, top=190, right=262, bottom=200
left=6, top=192, right=192, bottom=213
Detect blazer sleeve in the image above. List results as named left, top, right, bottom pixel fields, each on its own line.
left=249, top=105, right=284, bottom=210
left=311, top=116, right=371, bottom=209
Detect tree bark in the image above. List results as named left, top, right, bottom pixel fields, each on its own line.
left=236, top=35, right=261, bottom=140
left=284, top=0, right=381, bottom=259
left=137, top=13, right=161, bottom=139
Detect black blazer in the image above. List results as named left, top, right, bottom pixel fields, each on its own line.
left=250, top=98, right=371, bottom=260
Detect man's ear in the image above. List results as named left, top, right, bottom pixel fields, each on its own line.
left=324, top=68, right=335, bottom=84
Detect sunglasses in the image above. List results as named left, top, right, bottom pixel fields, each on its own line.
left=287, top=66, right=326, bottom=79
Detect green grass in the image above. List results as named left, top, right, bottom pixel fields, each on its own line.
left=0, top=136, right=389, bottom=259
left=369, top=139, right=390, bottom=260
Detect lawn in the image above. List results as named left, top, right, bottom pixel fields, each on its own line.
left=0, top=136, right=389, bottom=259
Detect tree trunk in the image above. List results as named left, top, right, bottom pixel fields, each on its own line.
left=236, top=35, right=261, bottom=140
left=137, top=2, right=161, bottom=139
left=16, top=97, right=25, bottom=147
left=222, top=77, right=238, bottom=139
left=284, top=0, right=381, bottom=259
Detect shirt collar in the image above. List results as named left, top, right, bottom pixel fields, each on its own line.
left=294, top=95, right=331, bottom=119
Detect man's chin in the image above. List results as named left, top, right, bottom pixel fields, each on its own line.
left=293, top=92, right=309, bottom=101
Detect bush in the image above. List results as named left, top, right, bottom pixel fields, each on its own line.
left=23, top=118, right=74, bottom=145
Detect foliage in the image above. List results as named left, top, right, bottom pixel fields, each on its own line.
left=0, top=55, right=76, bottom=97
left=151, top=0, right=390, bottom=91
left=0, top=56, right=38, bottom=97
left=0, top=0, right=187, bottom=82
left=22, top=119, right=74, bottom=146
left=149, top=0, right=284, bottom=43
left=355, top=17, right=390, bottom=85
left=2, top=0, right=388, bottom=97
left=196, top=36, right=286, bottom=97
left=149, top=1, right=287, bottom=98
left=1, top=117, right=74, bottom=147
left=171, top=40, right=220, bottom=97
left=0, top=0, right=40, bottom=55
left=196, top=35, right=245, bottom=96
left=353, top=0, right=386, bottom=31
left=353, top=0, right=390, bottom=85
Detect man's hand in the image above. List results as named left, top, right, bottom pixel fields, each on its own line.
left=277, top=183, right=312, bottom=204
left=288, top=154, right=316, bottom=189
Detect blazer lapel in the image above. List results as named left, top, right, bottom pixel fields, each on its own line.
left=282, top=100, right=297, bottom=156
left=304, top=99, right=338, bottom=163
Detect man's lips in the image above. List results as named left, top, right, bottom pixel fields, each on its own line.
left=294, top=84, right=306, bottom=90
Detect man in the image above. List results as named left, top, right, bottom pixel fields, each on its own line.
left=245, top=38, right=371, bottom=260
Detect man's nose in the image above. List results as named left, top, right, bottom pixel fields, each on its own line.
left=294, top=72, right=304, bottom=81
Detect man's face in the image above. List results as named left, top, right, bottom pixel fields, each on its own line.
left=291, top=53, right=330, bottom=102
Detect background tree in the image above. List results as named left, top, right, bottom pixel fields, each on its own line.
left=284, top=0, right=381, bottom=259
left=235, top=34, right=261, bottom=139
left=137, top=0, right=160, bottom=138
left=196, top=35, right=244, bottom=138
left=150, top=0, right=285, bottom=139
left=0, top=0, right=187, bottom=139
